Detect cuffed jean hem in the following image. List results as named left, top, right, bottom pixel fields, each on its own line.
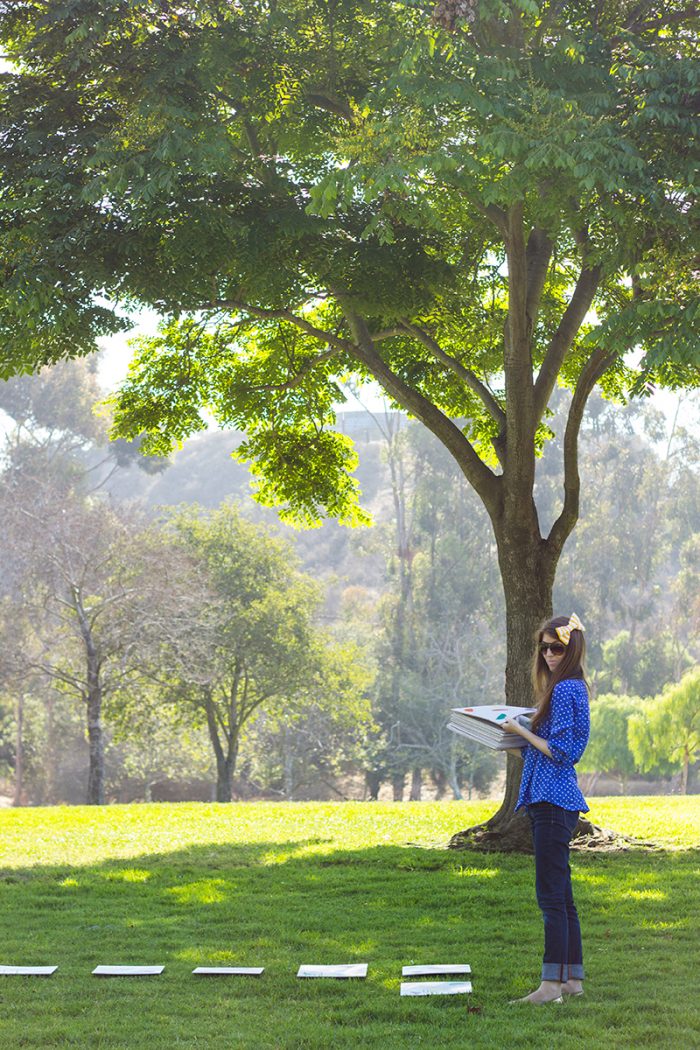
left=541, top=963, right=585, bottom=982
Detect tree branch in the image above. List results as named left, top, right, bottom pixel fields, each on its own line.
left=209, top=299, right=353, bottom=355
left=399, top=321, right=507, bottom=428
left=503, top=203, right=536, bottom=483
left=532, top=264, right=601, bottom=424
left=33, top=662, right=84, bottom=695
left=479, top=202, right=508, bottom=233
left=337, top=298, right=502, bottom=515
left=546, top=346, right=618, bottom=559
left=211, top=295, right=504, bottom=510
left=255, top=348, right=340, bottom=392
left=627, top=7, right=699, bottom=33
left=525, top=228, right=553, bottom=330
left=306, top=91, right=354, bottom=123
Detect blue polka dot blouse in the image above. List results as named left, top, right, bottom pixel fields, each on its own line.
left=515, top=677, right=590, bottom=814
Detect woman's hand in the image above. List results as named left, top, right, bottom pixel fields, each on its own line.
left=503, top=718, right=553, bottom=759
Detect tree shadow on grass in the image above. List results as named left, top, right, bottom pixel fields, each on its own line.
left=0, top=837, right=697, bottom=972
left=0, top=840, right=698, bottom=1049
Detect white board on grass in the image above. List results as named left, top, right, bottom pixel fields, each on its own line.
left=401, top=980, right=473, bottom=997
left=192, top=967, right=264, bottom=976
left=402, top=965, right=472, bottom=977
left=297, top=964, right=368, bottom=979
left=92, top=966, right=164, bottom=977
left=0, top=966, right=57, bottom=976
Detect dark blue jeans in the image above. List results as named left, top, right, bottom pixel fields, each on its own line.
left=527, top=802, right=584, bottom=982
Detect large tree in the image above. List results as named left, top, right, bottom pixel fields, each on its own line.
left=1, top=1, right=697, bottom=844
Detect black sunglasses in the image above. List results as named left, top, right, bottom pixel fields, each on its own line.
left=539, top=641, right=566, bottom=656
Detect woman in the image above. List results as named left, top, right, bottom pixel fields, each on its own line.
left=504, top=613, right=591, bottom=1005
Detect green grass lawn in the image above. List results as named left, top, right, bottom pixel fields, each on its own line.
left=0, top=798, right=698, bottom=1049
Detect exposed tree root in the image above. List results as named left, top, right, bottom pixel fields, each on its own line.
left=449, top=816, right=661, bottom=854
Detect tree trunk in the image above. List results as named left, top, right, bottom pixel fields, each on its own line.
left=13, top=693, right=24, bottom=806
left=448, top=742, right=463, bottom=800
left=44, top=688, right=57, bottom=802
left=86, top=683, right=105, bottom=805
left=203, top=690, right=239, bottom=803
left=451, top=527, right=554, bottom=851
left=409, top=766, right=422, bottom=800
left=73, top=585, right=106, bottom=805
left=391, top=772, right=406, bottom=800
left=681, top=746, right=689, bottom=795
left=213, top=742, right=238, bottom=802
left=283, top=727, right=295, bottom=799
left=365, top=769, right=382, bottom=800
left=433, top=767, right=448, bottom=800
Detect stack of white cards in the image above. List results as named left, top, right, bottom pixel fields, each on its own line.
left=193, top=967, right=264, bottom=976
left=0, top=965, right=57, bottom=976
left=400, top=964, right=472, bottom=997
left=92, top=965, right=164, bottom=977
left=297, top=964, right=368, bottom=979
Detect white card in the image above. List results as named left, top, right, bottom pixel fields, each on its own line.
left=401, top=980, right=473, bottom=996
left=297, top=964, right=368, bottom=979
left=192, top=967, right=264, bottom=976
left=92, top=965, right=164, bottom=976
left=0, top=966, right=57, bottom=976
left=402, top=964, right=472, bottom=977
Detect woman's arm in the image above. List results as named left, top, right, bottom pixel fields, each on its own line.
left=503, top=718, right=553, bottom=759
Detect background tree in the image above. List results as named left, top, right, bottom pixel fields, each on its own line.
left=107, top=692, right=214, bottom=803
left=241, top=651, right=374, bottom=800
left=0, top=477, right=174, bottom=804
left=150, top=503, right=366, bottom=802
left=366, top=418, right=505, bottom=799
left=629, top=671, right=700, bottom=794
left=577, top=693, right=642, bottom=794
left=0, top=359, right=175, bottom=803
left=1, top=4, right=698, bottom=838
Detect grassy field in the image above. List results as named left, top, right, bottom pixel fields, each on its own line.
left=0, top=797, right=698, bottom=1049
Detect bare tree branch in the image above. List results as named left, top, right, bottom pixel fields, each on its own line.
left=337, top=297, right=503, bottom=515
left=546, top=346, right=618, bottom=559
left=399, top=321, right=507, bottom=428
left=532, top=264, right=601, bottom=424
left=209, top=299, right=354, bottom=355
left=525, top=227, right=553, bottom=330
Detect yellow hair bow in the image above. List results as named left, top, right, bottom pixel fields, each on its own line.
left=555, top=613, right=585, bottom=645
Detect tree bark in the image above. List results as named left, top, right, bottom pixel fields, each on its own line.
left=45, top=691, right=57, bottom=805
left=681, top=746, right=689, bottom=794
left=409, top=767, right=423, bottom=800
left=71, top=585, right=106, bottom=805
left=391, top=772, right=406, bottom=800
left=448, top=742, right=463, bottom=800
left=283, top=726, right=295, bottom=799
left=365, top=769, right=382, bottom=800
left=214, top=750, right=237, bottom=803
left=203, top=686, right=241, bottom=803
left=86, top=683, right=105, bottom=805
left=13, top=694, right=24, bottom=807
left=451, top=516, right=555, bottom=851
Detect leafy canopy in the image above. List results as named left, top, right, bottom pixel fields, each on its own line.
left=1, top=0, right=698, bottom=524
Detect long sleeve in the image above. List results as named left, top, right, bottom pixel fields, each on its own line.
left=546, top=681, right=577, bottom=766
left=515, top=677, right=590, bottom=813
left=547, top=679, right=590, bottom=766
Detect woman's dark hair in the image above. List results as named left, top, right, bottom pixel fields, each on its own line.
left=531, top=616, right=589, bottom=731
